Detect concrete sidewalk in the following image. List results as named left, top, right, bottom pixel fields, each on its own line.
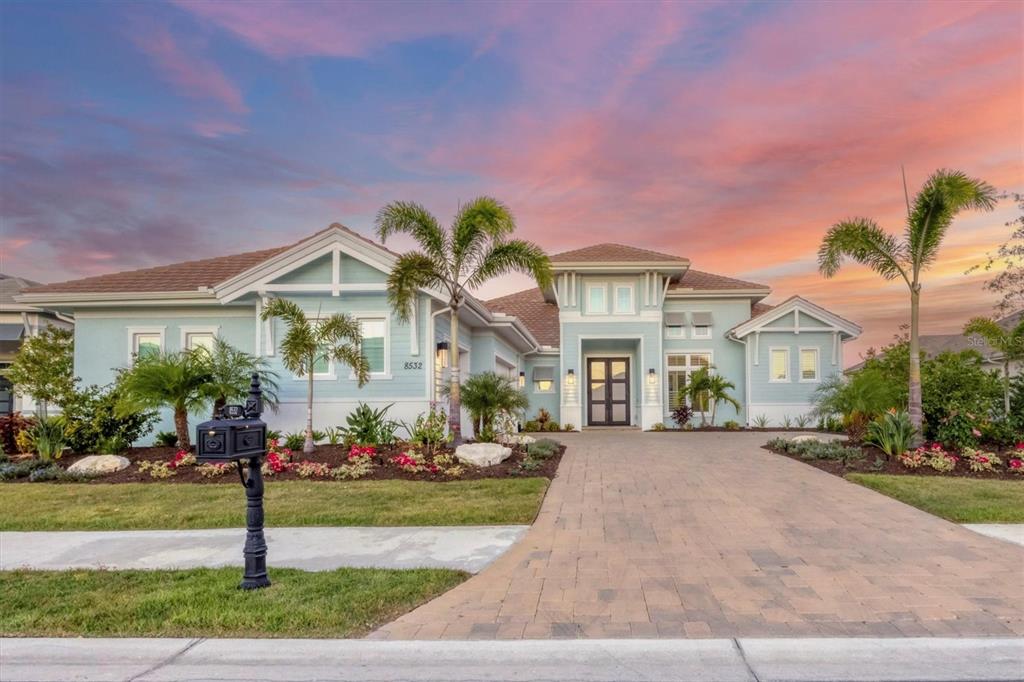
left=1, top=637, right=1021, bottom=681
left=963, top=524, right=1024, bottom=547
left=0, top=526, right=528, bottom=574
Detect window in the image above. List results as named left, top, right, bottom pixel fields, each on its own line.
left=692, top=325, right=710, bottom=338
left=770, top=348, right=790, bottom=382
left=614, top=285, right=634, bottom=314
left=800, top=348, right=819, bottom=382
left=359, top=318, right=387, bottom=374
left=666, top=353, right=712, bottom=412
left=586, top=284, right=607, bottom=314
left=532, top=366, right=555, bottom=393
left=128, top=327, right=165, bottom=363
left=666, top=325, right=684, bottom=338
left=184, top=332, right=215, bottom=351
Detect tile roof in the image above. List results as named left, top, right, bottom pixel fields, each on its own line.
left=669, top=269, right=769, bottom=291
left=550, top=243, right=687, bottom=263
left=484, top=287, right=560, bottom=347
left=0, top=273, right=43, bottom=305
left=20, top=224, right=399, bottom=296
left=750, top=302, right=775, bottom=319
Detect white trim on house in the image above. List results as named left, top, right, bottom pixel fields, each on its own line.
left=126, top=326, right=166, bottom=364
left=349, top=312, right=392, bottom=380
left=768, top=346, right=790, bottom=382
left=798, top=346, right=820, bottom=383
left=730, top=296, right=861, bottom=339
left=179, top=325, right=219, bottom=351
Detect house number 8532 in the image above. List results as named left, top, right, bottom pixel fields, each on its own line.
left=403, top=361, right=423, bottom=370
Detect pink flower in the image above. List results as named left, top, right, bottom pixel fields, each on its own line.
left=1010, top=459, right=1023, bottom=470
left=971, top=428, right=982, bottom=438
left=1015, top=443, right=1024, bottom=450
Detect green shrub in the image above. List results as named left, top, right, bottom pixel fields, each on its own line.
left=723, top=420, right=741, bottom=431
left=28, top=464, right=66, bottom=482
left=934, top=412, right=981, bottom=451
left=322, top=427, right=343, bottom=445
left=811, top=368, right=901, bottom=442
left=767, top=437, right=862, bottom=464
left=61, top=382, right=157, bottom=453
left=339, top=403, right=399, bottom=447
left=535, top=408, right=552, bottom=426
left=0, top=460, right=48, bottom=480
left=28, top=416, right=68, bottom=461
left=752, top=414, right=769, bottom=428
left=154, top=431, right=178, bottom=447
left=544, top=421, right=560, bottom=432
left=453, top=372, right=528, bottom=443
left=523, top=420, right=541, bottom=432
left=0, top=412, right=36, bottom=454
left=562, top=423, right=575, bottom=432
left=650, top=422, right=666, bottom=431
left=517, top=456, right=543, bottom=473
left=527, top=438, right=560, bottom=459
left=865, top=410, right=916, bottom=459
left=401, top=408, right=448, bottom=454
left=282, top=432, right=306, bottom=451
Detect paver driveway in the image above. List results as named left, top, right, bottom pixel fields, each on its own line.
left=371, top=431, right=1024, bottom=640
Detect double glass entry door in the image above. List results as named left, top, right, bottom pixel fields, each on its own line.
left=587, top=358, right=630, bottom=426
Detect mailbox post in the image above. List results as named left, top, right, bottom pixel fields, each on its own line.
left=196, top=373, right=271, bottom=590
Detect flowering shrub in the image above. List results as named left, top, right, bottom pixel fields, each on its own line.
left=348, top=444, right=376, bottom=461
left=897, top=448, right=927, bottom=469
left=1009, top=458, right=1023, bottom=474
left=268, top=439, right=293, bottom=460
left=169, top=450, right=196, bottom=469
left=138, top=460, right=176, bottom=478
left=196, top=462, right=230, bottom=478
left=925, top=443, right=958, bottom=473
left=294, top=460, right=331, bottom=478
left=390, top=450, right=437, bottom=474
left=962, top=448, right=1002, bottom=473
left=332, top=459, right=374, bottom=480
left=432, top=452, right=465, bottom=477
left=261, top=451, right=292, bottom=476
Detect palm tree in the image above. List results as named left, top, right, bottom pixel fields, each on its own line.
left=117, top=351, right=211, bottom=449
left=375, top=197, right=552, bottom=441
left=705, top=373, right=741, bottom=426
left=451, top=371, right=530, bottom=442
left=687, top=367, right=713, bottom=427
left=260, top=299, right=370, bottom=453
left=963, top=316, right=1024, bottom=415
left=195, top=338, right=281, bottom=418
left=819, top=169, right=996, bottom=436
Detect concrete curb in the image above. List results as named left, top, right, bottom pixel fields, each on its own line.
left=2, top=637, right=1021, bottom=681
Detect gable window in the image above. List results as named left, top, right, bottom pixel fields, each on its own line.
left=770, top=348, right=790, bottom=382
left=532, top=366, right=555, bottom=393
left=800, top=348, right=819, bottom=382
left=666, top=353, right=711, bottom=413
left=614, top=285, right=634, bottom=314
left=586, top=284, right=607, bottom=314
left=358, top=318, right=387, bottom=375
left=128, top=327, right=165, bottom=364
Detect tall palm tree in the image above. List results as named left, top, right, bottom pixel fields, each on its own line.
left=963, top=316, right=1024, bottom=415
left=260, top=299, right=370, bottom=453
left=195, top=338, right=281, bottom=418
left=819, top=169, right=996, bottom=436
left=375, top=197, right=552, bottom=442
left=705, top=373, right=741, bottom=426
left=117, top=351, right=211, bottom=449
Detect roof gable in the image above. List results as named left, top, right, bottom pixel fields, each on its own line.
left=729, top=295, right=861, bottom=339
left=550, top=243, right=687, bottom=264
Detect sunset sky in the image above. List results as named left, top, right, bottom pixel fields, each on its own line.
left=1, top=0, right=1020, bottom=362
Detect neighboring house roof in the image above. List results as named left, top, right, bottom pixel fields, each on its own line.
left=669, top=269, right=769, bottom=292
left=550, top=243, right=687, bottom=263
left=485, top=288, right=560, bottom=347
left=0, top=273, right=43, bottom=306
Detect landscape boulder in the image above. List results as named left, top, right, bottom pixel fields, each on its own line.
left=501, top=434, right=536, bottom=446
left=790, top=434, right=822, bottom=443
left=455, top=442, right=512, bottom=467
left=66, top=455, right=131, bottom=477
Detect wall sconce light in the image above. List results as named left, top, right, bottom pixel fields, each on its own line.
left=566, top=368, right=575, bottom=386
left=435, top=341, right=450, bottom=369
left=518, top=371, right=526, bottom=388
left=647, top=368, right=657, bottom=385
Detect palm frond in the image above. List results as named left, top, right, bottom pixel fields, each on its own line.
left=907, top=169, right=998, bottom=269
left=330, top=343, right=371, bottom=387
left=262, top=298, right=317, bottom=375
left=386, top=252, right=447, bottom=320
left=451, top=197, right=515, bottom=274
left=463, top=239, right=553, bottom=291
left=818, top=218, right=909, bottom=285
left=374, top=201, right=447, bottom=262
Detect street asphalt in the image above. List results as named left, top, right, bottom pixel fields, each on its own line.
left=0, top=637, right=1021, bottom=681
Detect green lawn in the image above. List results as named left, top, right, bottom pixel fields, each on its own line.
left=0, top=567, right=466, bottom=638
left=0, top=478, right=549, bottom=531
left=847, top=474, right=1024, bottom=523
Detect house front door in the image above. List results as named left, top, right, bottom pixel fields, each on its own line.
left=587, top=357, right=630, bottom=426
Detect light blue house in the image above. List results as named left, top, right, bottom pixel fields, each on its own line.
left=17, top=226, right=861, bottom=440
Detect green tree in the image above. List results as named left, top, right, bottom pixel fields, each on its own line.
left=117, top=352, right=211, bottom=449
left=5, top=326, right=75, bottom=418
left=811, top=368, right=902, bottom=442
left=705, top=373, right=741, bottom=426
left=968, top=192, right=1023, bottom=316
left=452, top=371, right=529, bottom=442
left=195, top=338, right=281, bottom=418
left=375, top=197, right=552, bottom=442
left=687, top=367, right=713, bottom=426
left=963, top=316, right=1024, bottom=415
left=260, top=299, right=369, bottom=454
left=819, top=168, right=996, bottom=438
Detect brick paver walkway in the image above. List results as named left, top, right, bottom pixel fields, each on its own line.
left=371, top=431, right=1024, bottom=640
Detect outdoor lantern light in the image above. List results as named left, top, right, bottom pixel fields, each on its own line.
left=518, top=371, right=526, bottom=388
left=648, top=368, right=657, bottom=385
left=435, top=341, right=450, bottom=369
left=196, top=373, right=270, bottom=590
left=566, top=368, right=575, bottom=386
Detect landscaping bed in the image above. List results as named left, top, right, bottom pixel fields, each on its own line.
left=3, top=438, right=565, bottom=485
left=0, top=567, right=467, bottom=638
left=765, top=437, right=1024, bottom=480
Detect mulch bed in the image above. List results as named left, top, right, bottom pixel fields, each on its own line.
left=21, top=441, right=565, bottom=485
left=764, top=441, right=1024, bottom=481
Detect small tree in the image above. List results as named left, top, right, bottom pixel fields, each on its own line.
left=453, top=371, right=529, bottom=442
left=963, top=317, right=1024, bottom=416
left=687, top=367, right=713, bottom=427
left=196, top=338, right=280, bottom=418
left=260, top=299, right=370, bottom=454
left=969, top=192, right=1023, bottom=316
left=705, top=373, right=741, bottom=426
left=117, top=351, right=211, bottom=449
left=5, top=326, right=75, bottom=417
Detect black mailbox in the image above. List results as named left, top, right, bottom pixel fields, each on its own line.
left=196, top=375, right=267, bottom=462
